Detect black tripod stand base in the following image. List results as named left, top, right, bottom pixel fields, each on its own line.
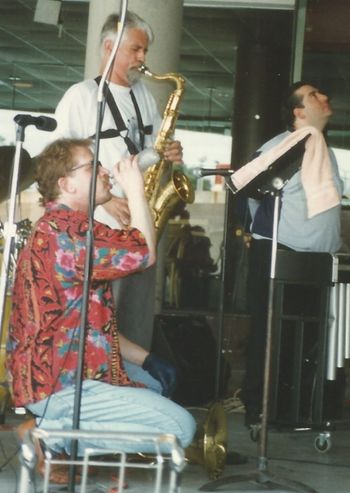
left=199, top=470, right=318, bottom=492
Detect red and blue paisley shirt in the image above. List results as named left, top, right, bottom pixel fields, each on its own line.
left=7, top=202, right=150, bottom=407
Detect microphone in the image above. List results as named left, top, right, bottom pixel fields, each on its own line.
left=137, top=148, right=160, bottom=170
left=14, top=114, right=57, bottom=132
left=199, top=168, right=234, bottom=177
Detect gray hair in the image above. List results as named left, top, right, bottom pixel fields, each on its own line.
left=100, top=10, right=154, bottom=49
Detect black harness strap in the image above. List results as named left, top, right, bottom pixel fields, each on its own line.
left=93, top=77, right=153, bottom=153
left=130, top=89, right=153, bottom=150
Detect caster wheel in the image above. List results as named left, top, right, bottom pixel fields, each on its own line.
left=314, top=433, right=331, bottom=453
left=249, top=424, right=261, bottom=442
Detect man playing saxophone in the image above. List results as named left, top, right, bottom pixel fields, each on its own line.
left=54, top=10, right=183, bottom=352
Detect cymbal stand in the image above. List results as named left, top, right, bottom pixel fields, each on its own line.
left=200, top=178, right=318, bottom=493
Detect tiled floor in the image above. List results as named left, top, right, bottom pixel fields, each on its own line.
left=1, top=405, right=350, bottom=493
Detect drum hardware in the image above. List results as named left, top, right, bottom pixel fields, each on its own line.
left=0, top=218, right=32, bottom=288
left=0, top=136, right=34, bottom=422
left=0, top=295, right=12, bottom=422
left=0, top=218, right=32, bottom=420
left=0, top=146, right=34, bottom=203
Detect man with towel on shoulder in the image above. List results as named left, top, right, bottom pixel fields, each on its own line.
left=237, top=81, right=344, bottom=428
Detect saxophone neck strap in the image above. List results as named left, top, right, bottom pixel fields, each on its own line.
left=93, top=77, right=152, bottom=153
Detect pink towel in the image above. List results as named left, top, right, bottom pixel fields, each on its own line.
left=231, top=126, right=341, bottom=218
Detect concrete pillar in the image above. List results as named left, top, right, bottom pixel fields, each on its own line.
left=224, top=38, right=291, bottom=312
left=85, top=0, right=184, bottom=314
left=231, top=42, right=290, bottom=169
left=85, top=0, right=184, bottom=112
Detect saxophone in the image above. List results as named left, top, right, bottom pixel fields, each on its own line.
left=138, top=64, right=195, bottom=240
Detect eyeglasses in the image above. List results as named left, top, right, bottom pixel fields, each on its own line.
left=70, top=160, right=102, bottom=173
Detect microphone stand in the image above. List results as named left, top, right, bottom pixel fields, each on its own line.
left=213, top=176, right=239, bottom=399
left=200, top=147, right=317, bottom=493
left=67, top=2, right=128, bottom=491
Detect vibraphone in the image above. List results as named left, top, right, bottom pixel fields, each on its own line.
left=268, top=250, right=348, bottom=451
left=327, top=253, right=350, bottom=380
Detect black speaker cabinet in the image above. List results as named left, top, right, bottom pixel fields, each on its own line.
left=151, top=314, right=218, bottom=406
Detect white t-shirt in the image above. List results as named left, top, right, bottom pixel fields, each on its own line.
left=54, top=78, right=162, bottom=227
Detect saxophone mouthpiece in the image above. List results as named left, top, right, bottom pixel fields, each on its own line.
left=138, top=64, right=152, bottom=77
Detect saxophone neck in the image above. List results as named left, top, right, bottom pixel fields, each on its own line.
left=138, top=64, right=185, bottom=91
left=138, top=64, right=185, bottom=154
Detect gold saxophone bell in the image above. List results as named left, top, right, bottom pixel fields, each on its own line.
left=185, top=403, right=228, bottom=480
left=151, top=170, right=194, bottom=235
left=138, top=64, right=195, bottom=241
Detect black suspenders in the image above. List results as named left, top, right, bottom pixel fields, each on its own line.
left=93, top=77, right=153, bottom=153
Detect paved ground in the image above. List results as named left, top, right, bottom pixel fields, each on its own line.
left=1, top=405, right=350, bottom=493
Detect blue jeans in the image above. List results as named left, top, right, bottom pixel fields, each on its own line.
left=27, top=365, right=196, bottom=455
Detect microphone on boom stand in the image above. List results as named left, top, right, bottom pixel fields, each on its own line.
left=199, top=168, right=234, bottom=178
left=197, top=167, right=238, bottom=195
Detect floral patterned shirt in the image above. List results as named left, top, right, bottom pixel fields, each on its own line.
left=7, top=202, right=150, bottom=407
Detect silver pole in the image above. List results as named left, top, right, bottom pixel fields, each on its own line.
left=336, top=283, right=346, bottom=368
left=344, top=284, right=350, bottom=359
left=326, top=285, right=338, bottom=380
